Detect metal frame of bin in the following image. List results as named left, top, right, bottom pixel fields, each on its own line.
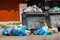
left=48, top=12, right=60, bottom=27
left=22, top=12, right=45, bottom=29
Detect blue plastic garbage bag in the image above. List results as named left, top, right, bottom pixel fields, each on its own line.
left=11, top=26, right=21, bottom=36
left=19, top=27, right=26, bottom=36
left=34, top=26, right=45, bottom=35
left=19, top=25, right=27, bottom=36
left=11, top=26, right=26, bottom=36
left=2, top=27, right=9, bottom=35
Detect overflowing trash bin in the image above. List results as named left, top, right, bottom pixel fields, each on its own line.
left=1, top=5, right=59, bottom=36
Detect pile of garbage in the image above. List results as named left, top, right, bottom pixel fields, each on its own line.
left=2, top=24, right=31, bottom=36
left=33, top=26, right=58, bottom=35
left=2, top=23, right=58, bottom=36
left=23, top=5, right=43, bottom=12
left=33, top=21, right=58, bottom=35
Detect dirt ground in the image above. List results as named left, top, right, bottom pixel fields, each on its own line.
left=0, top=32, right=60, bottom=40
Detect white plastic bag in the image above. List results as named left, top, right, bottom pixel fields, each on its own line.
left=52, top=27, right=58, bottom=33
